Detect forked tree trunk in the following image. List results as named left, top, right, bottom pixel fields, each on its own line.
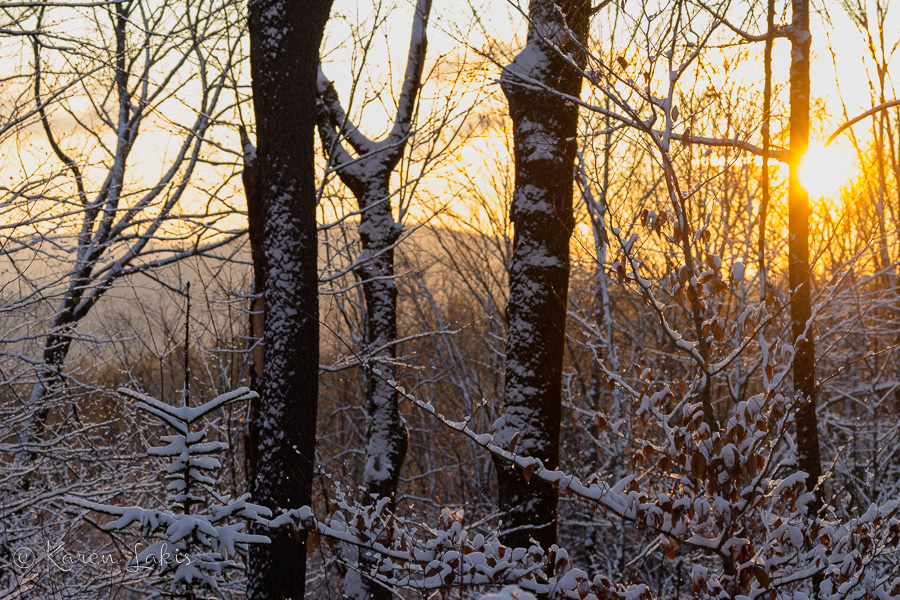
left=316, top=3, right=429, bottom=596
left=246, top=1, right=333, bottom=598
left=18, top=2, right=133, bottom=470
left=492, top=0, right=589, bottom=552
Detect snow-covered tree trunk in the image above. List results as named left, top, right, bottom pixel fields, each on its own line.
left=492, top=0, right=589, bottom=552
left=246, top=0, right=333, bottom=598
left=788, top=0, right=822, bottom=507
left=316, top=3, right=429, bottom=595
left=352, top=179, right=407, bottom=504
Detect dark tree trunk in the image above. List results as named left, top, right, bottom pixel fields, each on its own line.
left=246, top=0, right=333, bottom=598
left=239, top=124, right=264, bottom=490
left=788, top=0, right=822, bottom=507
left=788, top=2, right=823, bottom=595
left=492, top=0, right=589, bottom=552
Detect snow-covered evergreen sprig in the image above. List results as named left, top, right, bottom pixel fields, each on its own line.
left=67, top=386, right=271, bottom=598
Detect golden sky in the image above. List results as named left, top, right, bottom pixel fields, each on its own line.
left=1, top=0, right=898, bottom=235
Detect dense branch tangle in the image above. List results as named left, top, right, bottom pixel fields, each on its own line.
left=493, top=0, right=831, bottom=591
left=534, top=0, right=821, bottom=481
left=3, top=0, right=244, bottom=464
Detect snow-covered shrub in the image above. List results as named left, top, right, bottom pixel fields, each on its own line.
left=269, top=484, right=650, bottom=599
left=67, top=387, right=270, bottom=598
left=290, top=370, right=900, bottom=599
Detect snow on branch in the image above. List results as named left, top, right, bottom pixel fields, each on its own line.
left=66, top=387, right=268, bottom=597
left=266, top=492, right=647, bottom=599
left=294, top=368, right=900, bottom=599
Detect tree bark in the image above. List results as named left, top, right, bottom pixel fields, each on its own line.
left=316, top=0, right=429, bottom=510
left=316, top=4, right=429, bottom=595
left=492, top=0, right=589, bottom=552
left=788, top=0, right=822, bottom=508
left=246, top=0, right=333, bottom=598
left=239, top=123, right=264, bottom=492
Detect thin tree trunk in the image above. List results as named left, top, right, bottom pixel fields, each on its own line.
left=246, top=1, right=333, bottom=598
left=874, top=114, right=892, bottom=283
left=580, top=116, right=626, bottom=574
left=759, top=0, right=774, bottom=301
left=18, top=327, right=73, bottom=478
left=492, top=0, right=589, bottom=553
left=788, top=0, right=822, bottom=512
left=239, top=124, right=263, bottom=489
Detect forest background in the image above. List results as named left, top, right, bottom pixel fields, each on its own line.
left=1, top=0, right=900, bottom=598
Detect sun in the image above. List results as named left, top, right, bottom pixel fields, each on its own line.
left=797, top=141, right=855, bottom=200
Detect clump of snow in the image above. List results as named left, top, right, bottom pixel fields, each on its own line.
left=479, top=586, right=537, bottom=600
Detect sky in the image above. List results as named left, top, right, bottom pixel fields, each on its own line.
left=1, top=0, right=899, bottom=236
left=322, top=0, right=898, bottom=131
left=319, top=0, right=900, bottom=231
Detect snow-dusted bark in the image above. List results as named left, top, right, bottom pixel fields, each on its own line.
left=316, top=3, right=429, bottom=596
left=245, top=1, right=333, bottom=598
left=788, top=0, right=822, bottom=508
left=317, top=0, right=428, bottom=503
left=492, top=0, right=589, bottom=552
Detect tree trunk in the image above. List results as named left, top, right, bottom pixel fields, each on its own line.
left=356, top=180, right=407, bottom=501
left=581, top=114, right=627, bottom=575
left=788, top=0, right=822, bottom=508
left=18, top=325, right=74, bottom=477
left=239, top=124, right=264, bottom=491
left=316, top=5, right=428, bottom=592
left=246, top=1, right=333, bottom=598
left=343, top=178, right=407, bottom=600
left=492, top=0, right=589, bottom=552
left=316, top=0, right=429, bottom=509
